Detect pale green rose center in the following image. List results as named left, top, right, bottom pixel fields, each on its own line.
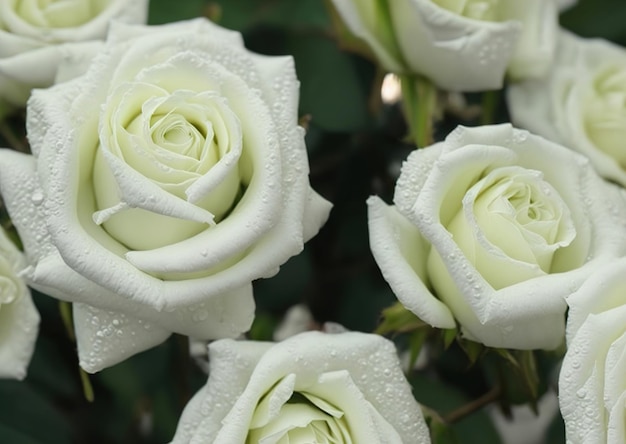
left=92, top=85, right=243, bottom=251
left=247, top=377, right=351, bottom=444
left=431, top=0, right=500, bottom=21
left=12, top=0, right=109, bottom=28
left=583, top=64, right=626, bottom=168
left=433, top=166, right=575, bottom=289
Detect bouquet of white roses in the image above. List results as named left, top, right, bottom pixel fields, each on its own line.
left=0, top=0, right=624, bottom=443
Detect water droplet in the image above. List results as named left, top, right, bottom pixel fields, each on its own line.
left=192, top=309, right=209, bottom=322
left=31, top=192, right=44, bottom=205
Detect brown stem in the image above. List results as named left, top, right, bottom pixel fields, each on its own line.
left=443, top=384, right=502, bottom=424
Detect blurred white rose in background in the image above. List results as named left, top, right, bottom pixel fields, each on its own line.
left=0, top=0, right=148, bottom=106
left=329, top=0, right=558, bottom=91
left=0, top=225, right=39, bottom=380
left=508, top=31, right=626, bottom=187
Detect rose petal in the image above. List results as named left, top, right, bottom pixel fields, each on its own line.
left=105, top=18, right=243, bottom=49
left=566, top=258, right=626, bottom=341
left=389, top=0, right=520, bottom=91
left=0, top=0, right=148, bottom=43
left=73, top=302, right=171, bottom=373
left=28, top=252, right=255, bottom=341
left=171, top=340, right=272, bottom=444
left=0, top=270, right=39, bottom=380
left=367, top=196, right=455, bottom=328
left=329, top=0, right=406, bottom=73
left=0, top=150, right=54, bottom=263
left=503, top=0, right=557, bottom=79
left=559, top=307, right=626, bottom=443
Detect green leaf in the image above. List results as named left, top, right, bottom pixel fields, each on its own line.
left=0, top=423, right=41, bottom=444
left=517, top=350, right=540, bottom=410
left=458, top=339, right=484, bottom=366
left=561, top=0, right=626, bottom=45
left=483, top=350, right=545, bottom=410
left=430, top=418, right=459, bottom=444
left=209, top=0, right=329, bottom=31
left=407, top=328, right=429, bottom=372
left=493, top=348, right=519, bottom=369
left=249, top=311, right=279, bottom=341
left=0, top=381, right=73, bottom=444
left=253, top=249, right=313, bottom=312
left=442, top=328, right=457, bottom=350
left=148, top=0, right=207, bottom=24
left=287, top=33, right=374, bottom=132
left=375, top=302, right=427, bottom=335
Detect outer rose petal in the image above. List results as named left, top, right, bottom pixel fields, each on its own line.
left=0, top=259, right=39, bottom=380
left=73, top=303, right=171, bottom=373
left=367, top=196, right=455, bottom=328
left=171, top=332, right=430, bottom=444
left=0, top=217, right=39, bottom=380
left=559, top=305, right=626, bottom=444
left=564, top=258, right=626, bottom=340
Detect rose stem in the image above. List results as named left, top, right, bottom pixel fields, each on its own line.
left=400, top=75, right=436, bottom=148
left=481, top=90, right=500, bottom=125
left=58, top=301, right=95, bottom=402
left=443, top=383, right=502, bottom=424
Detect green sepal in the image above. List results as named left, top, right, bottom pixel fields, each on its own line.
left=375, top=302, right=427, bottom=335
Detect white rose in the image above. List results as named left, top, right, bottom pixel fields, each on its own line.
left=170, top=331, right=431, bottom=443
left=559, top=258, right=626, bottom=443
left=0, top=0, right=148, bottom=106
left=329, top=0, right=558, bottom=91
left=368, top=124, right=626, bottom=349
left=508, top=31, right=626, bottom=187
left=0, top=225, right=39, bottom=380
left=0, top=19, right=331, bottom=373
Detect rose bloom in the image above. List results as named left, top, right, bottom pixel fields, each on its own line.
left=508, top=31, right=626, bottom=187
left=0, top=0, right=148, bottom=107
left=560, top=259, right=626, bottom=443
left=329, top=0, right=558, bottom=91
left=170, top=331, right=430, bottom=443
left=368, top=124, right=626, bottom=349
left=0, top=19, right=331, bottom=372
left=0, top=225, right=39, bottom=380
